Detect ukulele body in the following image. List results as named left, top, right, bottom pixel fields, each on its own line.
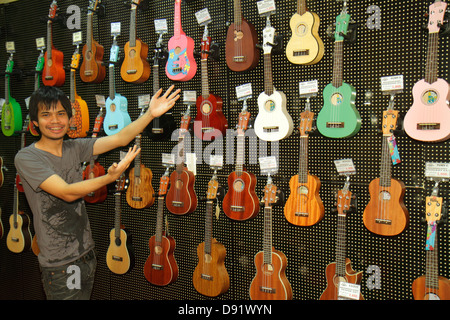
left=412, top=275, right=450, bottom=300
left=80, top=40, right=106, bottom=83
left=363, top=177, right=409, bottom=237
left=121, top=39, right=151, bottom=84
left=126, top=164, right=155, bottom=209
left=223, top=170, right=259, bottom=221
left=103, top=94, right=131, bottom=136
left=67, top=97, right=90, bottom=138
left=144, top=233, right=178, bottom=286
left=83, top=161, right=107, bottom=204
left=42, top=48, right=65, bottom=87
left=1, top=99, right=22, bottom=137
left=320, top=258, right=364, bottom=300
left=165, top=34, right=197, bottom=81
left=193, top=239, right=230, bottom=297
left=284, top=174, right=324, bottom=226
left=6, top=212, right=32, bottom=254
left=194, top=94, right=228, bottom=141
left=166, top=167, right=197, bottom=215
left=106, top=227, right=134, bottom=275
left=225, top=18, right=259, bottom=72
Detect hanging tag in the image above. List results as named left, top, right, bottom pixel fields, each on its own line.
left=387, top=135, right=400, bottom=165
left=426, top=221, right=437, bottom=251
left=215, top=200, right=220, bottom=220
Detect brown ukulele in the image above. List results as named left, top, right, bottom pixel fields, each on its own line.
left=284, top=105, right=324, bottom=226
left=166, top=107, right=197, bottom=215
left=193, top=171, right=230, bottom=297
left=144, top=169, right=179, bottom=286
left=80, top=0, right=106, bottom=84
left=126, top=130, right=155, bottom=209
left=412, top=187, right=450, bottom=300
left=320, top=178, right=364, bottom=300
left=120, top=0, right=151, bottom=84
left=363, top=102, right=409, bottom=236
left=249, top=176, right=293, bottom=300
left=6, top=184, right=32, bottom=254
left=225, top=0, right=259, bottom=72
left=223, top=103, right=259, bottom=221
left=83, top=102, right=107, bottom=204
left=42, top=0, right=65, bottom=87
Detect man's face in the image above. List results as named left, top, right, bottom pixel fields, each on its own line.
left=33, top=101, right=70, bottom=140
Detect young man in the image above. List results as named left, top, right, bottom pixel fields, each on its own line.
left=14, top=85, right=180, bottom=300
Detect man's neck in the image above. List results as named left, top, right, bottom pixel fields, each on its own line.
left=35, top=136, right=64, bottom=157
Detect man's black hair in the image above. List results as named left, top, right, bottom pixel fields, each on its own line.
left=29, top=86, right=72, bottom=124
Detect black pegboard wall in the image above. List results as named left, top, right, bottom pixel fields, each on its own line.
left=0, top=0, right=448, bottom=301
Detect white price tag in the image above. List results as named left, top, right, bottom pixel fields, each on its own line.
left=154, top=19, right=168, bottom=33
left=95, top=95, right=106, bottom=106
left=381, top=75, right=403, bottom=92
left=425, top=162, right=450, bottom=179
left=72, top=31, right=82, bottom=45
left=209, top=155, right=223, bottom=168
left=36, top=37, right=45, bottom=50
left=235, top=83, right=252, bottom=100
left=259, top=156, right=278, bottom=173
left=195, top=8, right=211, bottom=25
left=257, top=0, right=276, bottom=15
left=183, top=91, right=197, bottom=103
left=338, top=282, right=361, bottom=300
left=334, top=159, right=356, bottom=175
left=138, top=94, right=151, bottom=107
left=25, top=97, right=31, bottom=110
left=162, top=153, right=175, bottom=166
left=299, top=80, right=318, bottom=95
left=186, top=153, right=197, bottom=175
left=111, top=22, right=121, bottom=35
left=6, top=41, right=15, bottom=53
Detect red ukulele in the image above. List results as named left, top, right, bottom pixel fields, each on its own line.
left=144, top=170, right=179, bottom=286
left=223, top=103, right=259, bottom=221
left=42, top=0, right=65, bottom=87
left=166, top=107, right=197, bottom=215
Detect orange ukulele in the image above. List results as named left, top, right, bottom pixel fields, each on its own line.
left=42, top=0, right=65, bottom=87
left=83, top=101, right=107, bottom=204
left=80, top=0, right=106, bottom=84
left=120, top=0, right=150, bottom=84
left=67, top=46, right=90, bottom=139
left=412, top=185, right=450, bottom=300
left=249, top=176, right=293, bottom=300
left=144, top=169, right=179, bottom=286
left=363, top=101, right=409, bottom=236
left=223, top=102, right=259, bottom=221
left=284, top=103, right=324, bottom=226
left=225, top=0, right=259, bottom=72
left=194, top=28, right=228, bottom=141
left=166, top=107, right=197, bottom=215
left=126, top=123, right=155, bottom=209
left=193, top=170, right=230, bottom=297
left=320, top=177, right=364, bottom=300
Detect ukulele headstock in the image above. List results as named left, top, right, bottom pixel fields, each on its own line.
left=115, top=173, right=128, bottom=193
left=428, top=0, right=447, bottom=33
left=159, top=171, right=170, bottom=196
left=382, top=109, right=399, bottom=135
left=426, top=196, right=443, bottom=224
left=48, top=1, right=58, bottom=20
left=263, top=180, right=278, bottom=207
left=206, top=177, right=219, bottom=201
left=299, top=110, right=315, bottom=137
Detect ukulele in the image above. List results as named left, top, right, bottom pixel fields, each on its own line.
left=284, top=106, right=324, bottom=226
left=166, top=107, right=197, bottom=215
left=225, top=0, right=259, bottom=72
left=194, top=29, right=228, bottom=141
left=286, top=0, right=324, bottom=65
left=6, top=184, right=32, bottom=254
left=165, top=0, right=197, bottom=81
left=412, top=188, right=450, bottom=300
left=42, top=0, right=65, bottom=87
left=126, top=125, right=155, bottom=209
left=223, top=103, right=259, bottom=221
left=254, top=18, right=294, bottom=141
left=1, top=53, right=22, bottom=137
left=146, top=34, right=176, bottom=141
left=83, top=102, right=107, bottom=204
left=249, top=176, right=293, bottom=300
left=144, top=170, right=179, bottom=286
left=103, top=36, right=131, bottom=136
left=67, top=46, right=90, bottom=139
left=28, top=50, right=45, bottom=136
left=363, top=103, right=409, bottom=236
left=404, top=0, right=450, bottom=143
left=121, top=0, right=151, bottom=84
left=316, top=4, right=360, bottom=138
left=106, top=173, right=135, bottom=275
left=193, top=171, right=230, bottom=297
left=320, top=178, right=364, bottom=300
left=80, top=0, right=106, bottom=84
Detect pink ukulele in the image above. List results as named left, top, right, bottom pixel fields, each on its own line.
left=165, top=0, right=197, bottom=81
left=404, top=0, right=450, bottom=143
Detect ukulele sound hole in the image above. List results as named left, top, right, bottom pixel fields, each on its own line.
left=378, top=190, right=391, bottom=201
left=331, top=93, right=343, bottom=106
left=334, top=275, right=347, bottom=288
left=295, top=23, right=308, bottom=37
left=110, top=103, right=116, bottom=112
left=424, top=293, right=440, bottom=300
left=233, top=179, right=245, bottom=192
left=421, top=90, right=438, bottom=105
left=201, top=102, right=212, bottom=115
left=154, top=245, right=163, bottom=255
left=175, top=179, right=184, bottom=189
left=264, top=100, right=276, bottom=112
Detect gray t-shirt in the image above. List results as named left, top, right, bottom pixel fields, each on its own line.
left=14, top=138, right=97, bottom=267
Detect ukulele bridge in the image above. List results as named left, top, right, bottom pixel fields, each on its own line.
left=109, top=124, right=118, bottom=130
left=84, top=70, right=93, bottom=76
left=172, top=201, right=184, bottom=207
left=259, top=286, right=276, bottom=294
left=152, top=264, right=163, bottom=270
left=201, top=274, right=213, bottom=281
left=326, top=122, right=344, bottom=128
left=132, top=196, right=143, bottom=201
left=202, top=127, right=214, bottom=133
left=10, top=237, right=19, bottom=242
left=263, top=126, right=279, bottom=133
left=152, top=128, right=163, bottom=133
left=233, top=56, right=245, bottom=62
left=230, top=205, right=244, bottom=212
left=45, top=76, right=54, bottom=80
left=293, top=50, right=310, bottom=57
left=375, top=218, right=392, bottom=225
left=295, top=212, right=309, bottom=217
left=112, top=255, right=123, bottom=262
left=417, top=123, right=440, bottom=130
left=126, top=69, right=137, bottom=74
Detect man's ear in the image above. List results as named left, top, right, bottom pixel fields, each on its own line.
left=32, top=120, right=38, bottom=127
